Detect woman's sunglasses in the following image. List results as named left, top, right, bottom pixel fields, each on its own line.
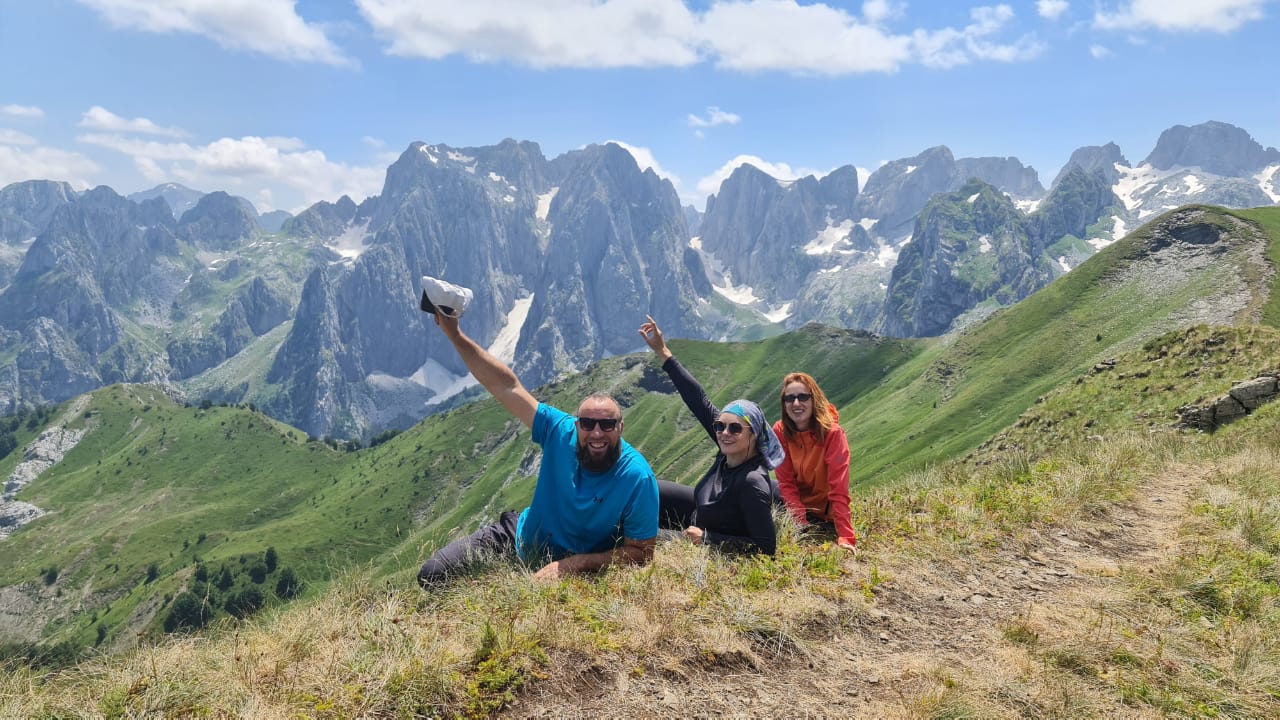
left=783, top=393, right=813, bottom=404
left=576, top=417, right=620, bottom=432
left=712, top=421, right=747, bottom=435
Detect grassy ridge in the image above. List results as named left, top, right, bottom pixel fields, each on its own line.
left=3, top=204, right=1278, bottom=657
left=6, top=325, right=1280, bottom=717
left=844, top=205, right=1280, bottom=485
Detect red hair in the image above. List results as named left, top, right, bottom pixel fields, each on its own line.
left=778, top=372, right=835, bottom=441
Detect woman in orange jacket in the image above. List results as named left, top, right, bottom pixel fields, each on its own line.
left=772, top=372, right=857, bottom=550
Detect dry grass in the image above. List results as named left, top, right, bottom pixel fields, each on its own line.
left=5, top=418, right=1280, bottom=718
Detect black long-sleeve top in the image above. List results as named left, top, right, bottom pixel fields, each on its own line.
left=662, top=356, right=776, bottom=555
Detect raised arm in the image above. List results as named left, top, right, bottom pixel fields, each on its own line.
left=639, top=315, right=719, bottom=441
left=432, top=312, right=537, bottom=428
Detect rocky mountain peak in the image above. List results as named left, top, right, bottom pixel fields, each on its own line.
left=127, top=183, right=206, bottom=220
left=1051, top=142, right=1129, bottom=189
left=177, top=191, right=258, bottom=250
left=283, top=195, right=360, bottom=240
left=954, top=156, right=1043, bottom=198
left=1142, top=121, right=1280, bottom=177
left=0, top=180, right=76, bottom=245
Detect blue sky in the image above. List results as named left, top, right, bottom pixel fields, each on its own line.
left=1, top=0, right=1277, bottom=214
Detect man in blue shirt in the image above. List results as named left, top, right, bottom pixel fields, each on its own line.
left=418, top=310, right=659, bottom=586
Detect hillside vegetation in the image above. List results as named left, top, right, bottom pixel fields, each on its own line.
left=1, top=204, right=1278, bottom=716
left=5, top=321, right=1280, bottom=717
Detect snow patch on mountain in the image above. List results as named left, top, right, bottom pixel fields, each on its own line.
left=977, top=234, right=992, bottom=253
left=1114, top=163, right=1159, bottom=211
left=967, top=193, right=980, bottom=204
left=1257, top=164, right=1280, bottom=203
left=873, top=237, right=905, bottom=268
left=447, top=150, right=474, bottom=164
left=414, top=294, right=535, bottom=408
left=198, top=250, right=230, bottom=269
left=804, top=219, right=855, bottom=255
left=763, top=303, right=792, bottom=323
left=1057, top=256, right=1071, bottom=272
left=419, top=145, right=438, bottom=163
left=490, top=295, right=533, bottom=366
left=327, top=220, right=372, bottom=260
left=714, top=277, right=760, bottom=305
left=1014, top=197, right=1041, bottom=214
left=536, top=189, right=558, bottom=221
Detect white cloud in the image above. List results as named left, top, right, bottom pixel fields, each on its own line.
left=357, top=0, right=701, bottom=68
left=77, top=0, right=351, bottom=65
left=1, top=104, right=44, bottom=118
left=912, top=5, right=1045, bottom=68
left=0, top=145, right=101, bottom=189
left=357, top=0, right=1045, bottom=74
left=1090, top=44, right=1112, bottom=58
left=79, top=106, right=189, bottom=138
left=362, top=135, right=387, bottom=148
left=687, top=106, right=741, bottom=128
left=700, top=1, right=913, bottom=73
left=1094, top=0, right=1268, bottom=33
left=861, top=1, right=903, bottom=24
left=77, top=132, right=383, bottom=212
left=0, top=129, right=38, bottom=146
left=696, top=155, right=828, bottom=200
left=1037, top=0, right=1069, bottom=20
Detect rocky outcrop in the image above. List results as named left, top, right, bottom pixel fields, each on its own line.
left=166, top=276, right=293, bottom=378
left=1051, top=142, right=1128, bottom=189
left=698, top=163, right=854, bottom=301
left=859, top=146, right=958, bottom=238
left=1143, top=121, right=1280, bottom=177
left=177, top=191, right=258, bottom=250
left=0, top=188, right=194, bottom=409
left=1, top=422, right=88, bottom=540
left=258, top=210, right=291, bottom=233
left=955, top=156, right=1043, bottom=198
left=1029, top=166, right=1123, bottom=252
left=876, top=180, right=1049, bottom=337
left=127, top=183, right=206, bottom=220
left=0, top=179, right=75, bottom=245
left=1176, top=372, right=1280, bottom=431
left=282, top=195, right=361, bottom=239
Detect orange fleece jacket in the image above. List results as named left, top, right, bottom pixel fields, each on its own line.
left=772, top=406, right=856, bottom=546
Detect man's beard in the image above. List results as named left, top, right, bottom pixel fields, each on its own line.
left=577, top=440, right=621, bottom=473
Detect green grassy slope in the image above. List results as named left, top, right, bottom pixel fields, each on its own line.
left=3, top=204, right=1277, bottom=655
left=842, top=205, right=1280, bottom=485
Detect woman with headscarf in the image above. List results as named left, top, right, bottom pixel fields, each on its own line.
left=639, top=315, right=784, bottom=555
left=773, top=372, right=856, bottom=550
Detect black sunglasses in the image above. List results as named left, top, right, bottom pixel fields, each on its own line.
left=783, top=393, right=813, bottom=404
left=712, top=421, right=746, bottom=435
left=577, top=417, right=620, bottom=432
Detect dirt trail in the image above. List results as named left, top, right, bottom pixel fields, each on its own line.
left=511, top=466, right=1202, bottom=718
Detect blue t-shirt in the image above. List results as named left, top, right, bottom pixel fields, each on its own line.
left=515, top=404, right=658, bottom=563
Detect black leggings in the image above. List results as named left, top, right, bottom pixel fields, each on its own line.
left=657, top=479, right=695, bottom=529
left=657, top=478, right=784, bottom=530
left=417, top=510, right=521, bottom=588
